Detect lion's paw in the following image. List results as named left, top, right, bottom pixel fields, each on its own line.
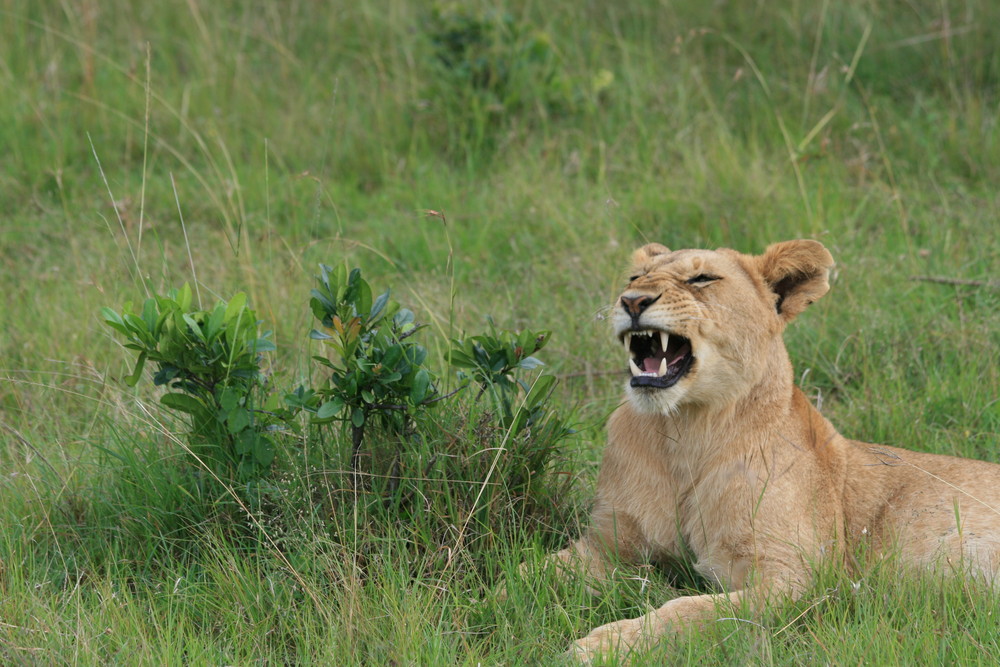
left=568, top=618, right=646, bottom=664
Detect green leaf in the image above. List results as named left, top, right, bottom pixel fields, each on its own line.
left=141, top=297, right=159, bottom=332
left=333, top=264, right=349, bottom=301
left=510, top=409, right=528, bottom=436
left=124, top=351, right=147, bottom=387
left=182, top=313, right=206, bottom=342
left=286, top=386, right=316, bottom=408
left=447, top=348, right=475, bottom=368
left=370, top=289, right=391, bottom=321
left=410, top=368, right=431, bottom=404
left=224, top=304, right=252, bottom=353
left=101, top=307, right=130, bottom=336
left=517, top=329, right=535, bottom=354
left=351, top=407, right=365, bottom=428
left=253, top=436, right=275, bottom=466
left=235, top=430, right=256, bottom=455
left=152, top=365, right=181, bottom=387
left=316, top=398, right=344, bottom=420
left=517, top=356, right=545, bottom=370
left=253, top=340, right=278, bottom=354
left=264, top=391, right=283, bottom=412
left=227, top=407, right=251, bottom=434
left=534, top=331, right=551, bottom=351
left=311, top=354, right=336, bottom=369
left=356, top=278, right=373, bottom=318
left=219, top=387, right=240, bottom=413
left=176, top=283, right=193, bottom=311
left=382, top=344, right=404, bottom=369
left=410, top=346, right=428, bottom=367
left=309, top=292, right=334, bottom=322
left=318, top=263, right=332, bottom=288
left=253, top=335, right=277, bottom=353
left=224, top=292, right=248, bottom=324
left=394, top=309, right=415, bottom=328
left=206, top=303, right=226, bottom=343
left=124, top=314, right=153, bottom=343
left=153, top=302, right=174, bottom=337
left=160, top=392, right=204, bottom=415
left=237, top=459, right=255, bottom=481
left=524, top=374, right=556, bottom=409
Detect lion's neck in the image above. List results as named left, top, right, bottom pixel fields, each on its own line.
left=663, top=343, right=796, bottom=467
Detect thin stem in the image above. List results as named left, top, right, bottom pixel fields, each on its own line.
left=350, top=422, right=365, bottom=488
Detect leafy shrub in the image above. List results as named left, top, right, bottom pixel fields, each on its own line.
left=305, top=264, right=440, bottom=479
left=297, top=267, right=577, bottom=566
left=102, top=269, right=578, bottom=571
left=449, top=319, right=563, bottom=438
left=102, top=284, right=281, bottom=483
left=422, top=6, right=577, bottom=155
left=445, top=323, right=577, bottom=551
left=426, top=7, right=571, bottom=113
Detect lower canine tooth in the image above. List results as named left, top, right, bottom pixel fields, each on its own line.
left=629, top=358, right=642, bottom=377
left=658, top=358, right=667, bottom=376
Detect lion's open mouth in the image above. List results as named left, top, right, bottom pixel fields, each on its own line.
left=623, top=329, right=694, bottom=389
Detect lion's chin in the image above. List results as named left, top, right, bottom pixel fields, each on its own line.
left=625, top=383, right=687, bottom=416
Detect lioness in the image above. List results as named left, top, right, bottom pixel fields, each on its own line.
left=543, top=239, right=1000, bottom=662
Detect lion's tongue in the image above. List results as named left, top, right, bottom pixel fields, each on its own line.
left=671, top=342, right=691, bottom=365
left=643, top=356, right=665, bottom=373
left=643, top=343, right=691, bottom=373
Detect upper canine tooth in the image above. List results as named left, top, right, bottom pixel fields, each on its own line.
left=629, top=358, right=642, bottom=377
left=624, top=333, right=632, bottom=351
left=658, top=357, right=667, bottom=377
left=659, top=331, right=669, bottom=352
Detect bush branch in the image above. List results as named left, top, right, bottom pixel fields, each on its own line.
left=910, top=275, right=1000, bottom=289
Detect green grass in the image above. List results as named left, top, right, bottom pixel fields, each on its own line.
left=2, top=0, right=999, bottom=663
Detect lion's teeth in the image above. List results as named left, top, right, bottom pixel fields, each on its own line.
left=659, top=331, right=669, bottom=352
left=624, top=333, right=632, bottom=352
left=629, top=358, right=642, bottom=377
left=658, top=357, right=667, bottom=377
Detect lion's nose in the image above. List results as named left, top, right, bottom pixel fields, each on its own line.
left=620, top=294, right=659, bottom=318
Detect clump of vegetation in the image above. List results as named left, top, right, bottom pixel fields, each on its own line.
left=422, top=5, right=578, bottom=155
left=101, top=284, right=282, bottom=484
left=306, top=264, right=439, bottom=479
left=101, top=265, right=577, bottom=566
left=426, top=6, right=572, bottom=115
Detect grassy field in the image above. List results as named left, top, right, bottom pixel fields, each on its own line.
left=2, top=0, right=999, bottom=663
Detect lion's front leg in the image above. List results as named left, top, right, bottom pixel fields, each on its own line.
left=569, top=566, right=808, bottom=664
left=569, top=614, right=662, bottom=663
left=528, top=505, right=653, bottom=594
left=569, top=589, right=748, bottom=663
left=502, top=536, right=614, bottom=602
left=529, top=537, right=620, bottom=596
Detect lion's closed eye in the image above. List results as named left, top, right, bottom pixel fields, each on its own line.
left=685, top=274, right=720, bottom=286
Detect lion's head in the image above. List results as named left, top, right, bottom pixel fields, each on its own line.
left=614, top=240, right=835, bottom=414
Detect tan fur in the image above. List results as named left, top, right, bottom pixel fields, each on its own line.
left=543, top=240, right=1000, bottom=662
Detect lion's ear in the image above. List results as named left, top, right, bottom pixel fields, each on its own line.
left=632, top=243, right=671, bottom=266
left=754, top=240, right=835, bottom=322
